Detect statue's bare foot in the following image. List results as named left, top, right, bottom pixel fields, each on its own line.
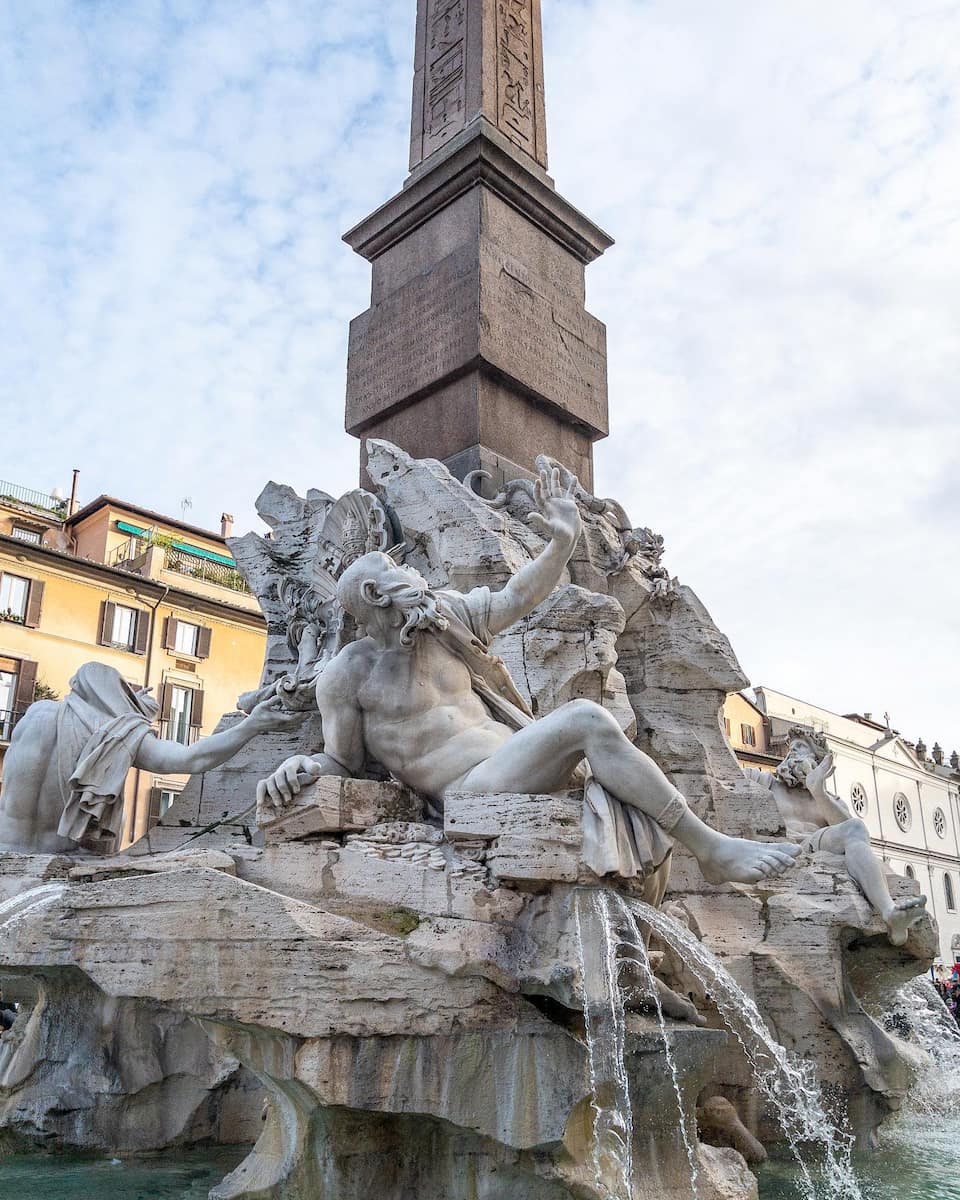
left=697, top=834, right=801, bottom=886
left=884, top=895, right=928, bottom=946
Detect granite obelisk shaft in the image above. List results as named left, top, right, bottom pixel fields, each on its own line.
left=344, top=0, right=613, bottom=492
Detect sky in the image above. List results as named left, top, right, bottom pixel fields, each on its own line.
left=1, top=0, right=958, bottom=747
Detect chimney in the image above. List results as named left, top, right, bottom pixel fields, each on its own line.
left=951, top=750, right=959, bottom=771
left=220, top=513, right=234, bottom=539
left=932, top=743, right=944, bottom=767
left=68, top=468, right=80, bottom=516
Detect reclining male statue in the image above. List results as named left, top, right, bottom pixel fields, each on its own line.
left=260, top=468, right=801, bottom=887
left=0, top=662, right=302, bottom=854
left=745, top=730, right=928, bottom=945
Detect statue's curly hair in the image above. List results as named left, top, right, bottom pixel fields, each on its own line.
left=787, top=726, right=829, bottom=761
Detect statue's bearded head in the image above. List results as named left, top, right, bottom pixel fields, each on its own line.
left=775, top=731, right=827, bottom=788
left=337, top=552, right=448, bottom=648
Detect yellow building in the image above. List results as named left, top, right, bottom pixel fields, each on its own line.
left=723, top=691, right=780, bottom=771
left=0, top=476, right=265, bottom=846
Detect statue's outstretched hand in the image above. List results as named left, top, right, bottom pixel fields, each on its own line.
left=526, top=466, right=582, bottom=549
left=246, top=695, right=307, bottom=735
left=257, top=754, right=325, bottom=812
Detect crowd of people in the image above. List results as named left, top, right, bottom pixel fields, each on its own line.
left=932, top=964, right=960, bottom=1025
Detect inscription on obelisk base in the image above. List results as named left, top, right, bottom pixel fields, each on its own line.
left=345, top=0, right=613, bottom=493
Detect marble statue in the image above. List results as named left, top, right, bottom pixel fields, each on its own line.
left=746, top=728, right=928, bottom=944
left=260, top=468, right=801, bottom=887
left=0, top=662, right=302, bottom=854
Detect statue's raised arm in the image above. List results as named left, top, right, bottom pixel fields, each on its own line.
left=485, top=466, right=583, bottom=636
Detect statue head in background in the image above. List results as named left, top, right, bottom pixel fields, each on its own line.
left=775, top=727, right=829, bottom=789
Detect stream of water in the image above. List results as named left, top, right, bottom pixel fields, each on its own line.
left=756, top=974, right=960, bottom=1199
left=574, top=886, right=863, bottom=1200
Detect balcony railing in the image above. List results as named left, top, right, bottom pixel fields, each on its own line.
left=106, top=539, right=250, bottom=595
left=0, top=480, right=67, bottom=517
left=165, top=548, right=250, bottom=594
left=0, top=709, right=23, bottom=744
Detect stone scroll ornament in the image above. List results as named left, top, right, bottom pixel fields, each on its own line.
left=465, top=453, right=681, bottom=600
left=231, top=486, right=405, bottom=714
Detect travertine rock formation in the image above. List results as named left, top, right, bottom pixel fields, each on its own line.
left=0, top=443, right=934, bottom=1198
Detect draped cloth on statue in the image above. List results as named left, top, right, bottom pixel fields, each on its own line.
left=436, top=589, right=674, bottom=880
left=56, top=664, right=157, bottom=843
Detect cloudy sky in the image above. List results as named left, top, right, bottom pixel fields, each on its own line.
left=2, top=0, right=958, bottom=746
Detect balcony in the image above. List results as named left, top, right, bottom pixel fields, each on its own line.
left=164, top=548, right=249, bottom=594
left=106, top=538, right=250, bottom=596
left=0, top=479, right=67, bottom=518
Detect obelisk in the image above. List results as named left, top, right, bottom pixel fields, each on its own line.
left=344, top=0, right=613, bottom=492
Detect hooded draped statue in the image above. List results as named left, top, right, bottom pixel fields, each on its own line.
left=0, top=664, right=159, bottom=853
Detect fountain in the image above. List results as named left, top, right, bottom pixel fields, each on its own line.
left=0, top=2, right=945, bottom=1197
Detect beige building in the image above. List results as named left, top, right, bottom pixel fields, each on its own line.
left=0, top=476, right=266, bottom=846
left=725, top=686, right=960, bottom=966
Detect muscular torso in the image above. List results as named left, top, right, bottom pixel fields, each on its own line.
left=329, top=635, right=513, bottom=799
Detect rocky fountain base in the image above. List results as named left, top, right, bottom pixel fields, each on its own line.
left=0, top=443, right=936, bottom=1200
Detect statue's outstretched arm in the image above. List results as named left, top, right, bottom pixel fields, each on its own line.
left=487, top=466, right=583, bottom=636
left=134, top=696, right=303, bottom=775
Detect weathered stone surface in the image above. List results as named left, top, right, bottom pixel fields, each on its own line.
left=257, top=777, right=422, bottom=843
left=204, top=1014, right=737, bottom=1200
left=445, top=791, right=584, bottom=886
left=0, top=870, right=509, bottom=1039
left=0, top=969, right=258, bottom=1152
left=68, top=847, right=237, bottom=882
left=235, top=842, right=523, bottom=926
left=0, top=853, right=74, bottom=901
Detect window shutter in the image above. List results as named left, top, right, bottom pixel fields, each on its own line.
left=14, top=660, right=38, bottom=714
left=190, top=689, right=205, bottom=730
left=196, top=626, right=212, bottom=659
left=24, top=580, right=44, bottom=628
left=160, top=682, right=173, bottom=721
left=163, top=618, right=178, bottom=651
left=148, top=787, right=162, bottom=824
left=98, top=601, right=116, bottom=647
left=133, top=610, right=150, bottom=656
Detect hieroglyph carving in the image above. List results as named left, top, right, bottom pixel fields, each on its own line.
left=497, top=0, right=535, bottom=151
left=425, top=0, right=467, bottom=153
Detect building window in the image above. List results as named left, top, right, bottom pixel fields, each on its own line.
left=850, top=783, right=868, bottom=816
left=893, top=792, right=912, bottom=832
left=741, top=723, right=757, bottom=747
left=111, top=605, right=138, bottom=650
left=173, top=621, right=199, bottom=656
left=945, top=873, right=957, bottom=912
left=159, top=790, right=178, bottom=816
left=933, top=808, right=947, bottom=839
left=723, top=717, right=731, bottom=738
left=11, top=526, right=42, bottom=546
left=0, top=664, right=17, bottom=740
left=168, top=686, right=194, bottom=745
left=904, top=864, right=916, bottom=881
left=0, top=574, right=29, bottom=622
left=98, top=601, right=147, bottom=654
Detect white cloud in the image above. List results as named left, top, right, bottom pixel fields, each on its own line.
left=1, top=0, right=957, bottom=745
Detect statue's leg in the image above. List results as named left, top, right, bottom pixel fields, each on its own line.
left=818, top=820, right=927, bottom=946
left=454, top=701, right=801, bottom=885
